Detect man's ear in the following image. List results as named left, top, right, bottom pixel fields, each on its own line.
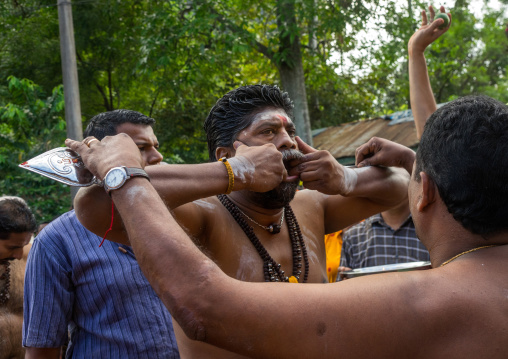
left=215, top=146, right=234, bottom=160
left=417, top=172, right=437, bottom=212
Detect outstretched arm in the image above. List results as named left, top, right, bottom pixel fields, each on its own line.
left=74, top=141, right=287, bottom=244
left=409, top=6, right=451, bottom=139
left=65, top=134, right=435, bottom=359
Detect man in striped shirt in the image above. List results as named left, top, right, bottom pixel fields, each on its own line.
left=23, top=110, right=180, bottom=358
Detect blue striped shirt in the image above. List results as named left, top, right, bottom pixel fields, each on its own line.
left=339, top=214, right=429, bottom=270
left=23, top=210, right=180, bottom=358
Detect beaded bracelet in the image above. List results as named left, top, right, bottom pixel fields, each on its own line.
left=219, top=157, right=234, bottom=194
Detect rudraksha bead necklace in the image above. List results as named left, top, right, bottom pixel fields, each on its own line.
left=0, top=260, right=11, bottom=305
left=218, top=194, right=309, bottom=283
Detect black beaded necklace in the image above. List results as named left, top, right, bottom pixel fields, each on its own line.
left=218, top=194, right=309, bottom=283
left=0, top=260, right=11, bottom=305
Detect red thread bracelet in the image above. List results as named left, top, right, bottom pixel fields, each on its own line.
left=99, top=201, right=114, bottom=247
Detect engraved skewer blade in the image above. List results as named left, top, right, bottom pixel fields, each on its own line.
left=19, top=147, right=100, bottom=187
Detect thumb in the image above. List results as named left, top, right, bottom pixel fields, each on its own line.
left=65, top=138, right=87, bottom=154
left=295, top=136, right=316, bottom=155
left=233, top=140, right=246, bottom=150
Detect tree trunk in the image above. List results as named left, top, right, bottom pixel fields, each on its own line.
left=278, top=61, right=313, bottom=146
left=277, top=0, right=313, bottom=146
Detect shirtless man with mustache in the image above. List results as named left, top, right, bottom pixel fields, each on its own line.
left=0, top=196, right=36, bottom=359
left=74, top=84, right=409, bottom=358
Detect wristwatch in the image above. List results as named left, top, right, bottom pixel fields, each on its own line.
left=103, top=166, right=150, bottom=194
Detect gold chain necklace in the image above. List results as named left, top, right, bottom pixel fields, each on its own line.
left=440, top=245, right=499, bottom=267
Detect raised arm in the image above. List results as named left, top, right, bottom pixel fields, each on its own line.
left=74, top=142, right=287, bottom=244
left=408, top=6, right=451, bottom=139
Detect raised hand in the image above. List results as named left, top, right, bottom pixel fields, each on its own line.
left=65, top=134, right=144, bottom=180
left=230, top=141, right=288, bottom=193
left=355, top=137, right=415, bottom=175
left=408, top=5, right=451, bottom=55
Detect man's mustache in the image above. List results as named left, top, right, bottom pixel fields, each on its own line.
left=281, top=149, right=304, bottom=162
left=281, top=149, right=304, bottom=174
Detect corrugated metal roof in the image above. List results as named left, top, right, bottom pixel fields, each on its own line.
left=313, top=117, right=418, bottom=160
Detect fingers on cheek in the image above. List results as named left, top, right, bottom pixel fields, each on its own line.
left=289, top=165, right=304, bottom=177
left=297, top=162, right=307, bottom=172
left=299, top=170, right=318, bottom=183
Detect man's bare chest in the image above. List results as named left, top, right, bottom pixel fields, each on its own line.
left=0, top=260, right=24, bottom=313
left=203, top=207, right=328, bottom=283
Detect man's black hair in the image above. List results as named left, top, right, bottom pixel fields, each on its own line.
left=415, top=95, right=508, bottom=236
left=0, top=197, right=37, bottom=240
left=204, top=84, right=294, bottom=161
left=84, top=109, right=156, bottom=140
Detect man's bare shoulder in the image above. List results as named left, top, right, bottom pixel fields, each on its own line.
left=332, top=262, right=508, bottom=354
left=191, top=196, right=222, bottom=211
left=291, top=190, right=328, bottom=233
left=307, top=269, right=464, bottom=356
left=292, top=189, right=327, bottom=208
left=173, top=196, right=223, bottom=240
left=173, top=195, right=220, bottom=214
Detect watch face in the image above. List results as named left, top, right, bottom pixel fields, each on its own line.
left=106, top=168, right=127, bottom=190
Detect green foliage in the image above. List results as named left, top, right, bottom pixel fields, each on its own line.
left=363, top=0, right=508, bottom=115
left=0, top=1, right=63, bottom=94
left=0, top=76, right=70, bottom=223
left=138, top=0, right=280, bottom=162
left=1, top=0, right=507, bottom=221
left=140, top=0, right=384, bottom=133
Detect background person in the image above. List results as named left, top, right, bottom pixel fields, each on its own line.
left=338, top=199, right=429, bottom=279
left=409, top=5, right=451, bottom=138
left=337, top=5, right=451, bottom=280
left=0, top=196, right=37, bottom=359
left=23, top=110, right=180, bottom=359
